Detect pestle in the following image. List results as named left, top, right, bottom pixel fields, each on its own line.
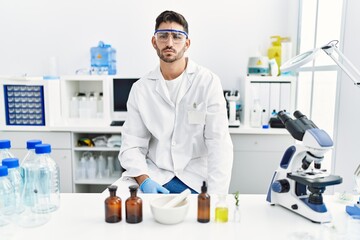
left=162, top=189, right=191, bottom=208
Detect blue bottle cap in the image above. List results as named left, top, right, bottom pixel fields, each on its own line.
left=0, top=165, right=8, bottom=177
left=35, top=144, right=51, bottom=154
left=2, top=158, right=20, bottom=168
left=0, top=140, right=11, bottom=149
left=27, top=140, right=42, bottom=149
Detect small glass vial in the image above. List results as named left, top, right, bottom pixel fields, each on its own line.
left=233, top=191, right=241, bottom=223
left=215, top=194, right=228, bottom=223
left=125, top=185, right=142, bottom=223
left=197, top=181, right=210, bottom=223
left=105, top=185, right=122, bottom=223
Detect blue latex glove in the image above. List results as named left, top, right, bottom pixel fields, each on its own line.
left=139, top=178, right=170, bottom=194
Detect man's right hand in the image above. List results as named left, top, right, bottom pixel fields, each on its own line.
left=139, top=178, right=170, bottom=194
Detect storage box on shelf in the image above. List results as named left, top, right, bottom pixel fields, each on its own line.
left=0, top=76, right=62, bottom=129
left=72, top=132, right=123, bottom=193
left=242, top=76, right=296, bottom=128
left=60, top=75, right=111, bottom=127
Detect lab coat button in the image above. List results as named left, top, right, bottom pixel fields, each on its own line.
left=172, top=141, right=176, bottom=146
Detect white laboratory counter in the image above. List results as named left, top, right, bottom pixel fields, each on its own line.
left=1, top=124, right=290, bottom=135
left=1, top=193, right=356, bottom=240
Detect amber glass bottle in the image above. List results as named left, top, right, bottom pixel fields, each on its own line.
left=197, top=181, right=210, bottom=223
left=105, top=185, right=122, bottom=223
left=125, top=185, right=142, bottom=223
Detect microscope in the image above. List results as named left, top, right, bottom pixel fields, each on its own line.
left=225, top=91, right=240, bottom=127
left=266, top=110, right=342, bottom=223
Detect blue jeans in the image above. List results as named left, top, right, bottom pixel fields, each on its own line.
left=162, top=177, right=198, bottom=194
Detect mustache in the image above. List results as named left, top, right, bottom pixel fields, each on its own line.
left=162, top=46, right=175, bottom=52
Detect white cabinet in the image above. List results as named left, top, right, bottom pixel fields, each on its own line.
left=229, top=133, right=294, bottom=194
left=0, top=131, right=73, bottom=193
left=71, top=132, right=122, bottom=193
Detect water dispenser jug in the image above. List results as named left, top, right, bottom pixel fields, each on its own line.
left=90, top=41, right=116, bottom=75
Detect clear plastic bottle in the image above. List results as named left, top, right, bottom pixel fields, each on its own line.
left=107, top=156, right=115, bottom=177
left=125, top=185, right=142, bottom=223
left=262, top=109, right=269, bottom=129
left=250, top=99, right=262, bottom=128
left=0, top=140, right=15, bottom=165
left=0, top=166, right=15, bottom=226
left=105, top=185, right=121, bottom=223
left=33, top=144, right=60, bottom=213
left=87, top=155, right=97, bottom=179
left=76, top=156, right=87, bottom=180
left=2, top=158, right=23, bottom=213
left=97, top=154, right=106, bottom=179
left=215, top=194, right=228, bottom=223
left=197, top=181, right=210, bottom=223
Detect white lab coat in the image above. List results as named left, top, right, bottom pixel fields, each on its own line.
left=119, top=59, right=233, bottom=194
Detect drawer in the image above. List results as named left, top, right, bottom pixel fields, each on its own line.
left=231, top=134, right=294, bottom=152
left=0, top=131, right=71, bottom=149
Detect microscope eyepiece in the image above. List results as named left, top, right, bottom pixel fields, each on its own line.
left=277, top=111, right=292, bottom=125
left=293, top=110, right=305, bottom=119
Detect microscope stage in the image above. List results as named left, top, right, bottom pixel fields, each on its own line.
left=287, top=172, right=342, bottom=188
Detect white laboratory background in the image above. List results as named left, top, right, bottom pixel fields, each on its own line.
left=0, top=0, right=298, bottom=91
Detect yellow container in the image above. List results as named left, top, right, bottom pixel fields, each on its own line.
left=267, top=36, right=282, bottom=69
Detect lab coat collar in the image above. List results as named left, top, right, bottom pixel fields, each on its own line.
left=150, top=58, right=197, bottom=107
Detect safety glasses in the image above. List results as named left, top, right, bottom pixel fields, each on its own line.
left=154, top=29, right=188, bottom=44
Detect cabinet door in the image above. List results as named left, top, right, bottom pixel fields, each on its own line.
left=51, top=149, right=73, bottom=193
left=229, top=151, right=283, bottom=194
left=229, top=134, right=294, bottom=194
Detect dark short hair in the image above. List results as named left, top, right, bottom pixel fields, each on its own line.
left=155, top=10, right=189, bottom=34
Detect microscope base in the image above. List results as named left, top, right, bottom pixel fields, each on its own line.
left=269, top=193, right=332, bottom=223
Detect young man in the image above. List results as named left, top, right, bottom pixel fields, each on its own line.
left=119, top=10, right=233, bottom=194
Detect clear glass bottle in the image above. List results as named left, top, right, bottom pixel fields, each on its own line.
left=32, top=144, right=60, bottom=213
left=125, top=185, right=142, bottom=223
left=0, top=140, right=15, bottom=165
left=0, top=166, right=15, bottom=226
left=2, top=158, right=23, bottom=213
left=215, top=194, right=228, bottom=223
left=197, top=181, right=210, bottom=223
left=17, top=145, right=50, bottom=228
left=22, top=140, right=42, bottom=168
left=105, top=185, right=122, bottom=223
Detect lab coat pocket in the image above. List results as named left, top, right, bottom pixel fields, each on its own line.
left=187, top=102, right=206, bottom=125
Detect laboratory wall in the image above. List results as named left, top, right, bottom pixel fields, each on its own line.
left=333, top=0, right=360, bottom=193
left=0, top=0, right=298, bottom=91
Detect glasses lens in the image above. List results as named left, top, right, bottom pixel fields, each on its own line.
left=155, top=30, right=187, bottom=43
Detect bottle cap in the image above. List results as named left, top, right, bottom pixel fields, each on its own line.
left=2, top=158, right=19, bottom=168
left=129, top=185, right=138, bottom=192
left=0, top=165, right=8, bottom=177
left=108, top=185, right=118, bottom=192
left=0, top=140, right=11, bottom=149
left=26, top=139, right=42, bottom=149
left=35, top=144, right=51, bottom=154
left=201, top=181, right=207, bottom=193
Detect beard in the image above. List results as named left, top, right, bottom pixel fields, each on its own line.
left=155, top=44, right=186, bottom=63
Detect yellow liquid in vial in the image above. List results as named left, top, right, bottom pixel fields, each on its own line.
left=215, top=207, right=228, bottom=223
